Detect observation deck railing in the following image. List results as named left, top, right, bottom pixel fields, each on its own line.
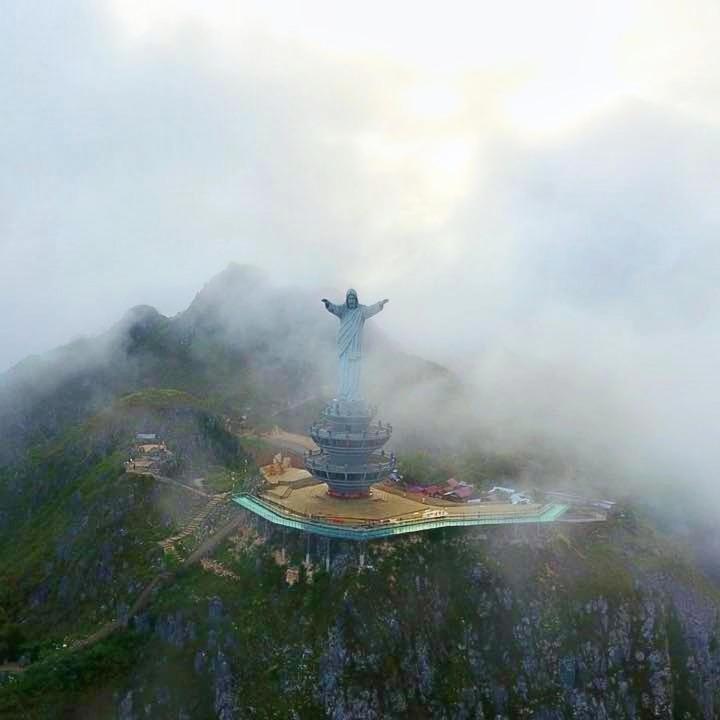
left=305, top=449, right=396, bottom=478
left=310, top=424, right=392, bottom=449
left=234, top=493, right=570, bottom=541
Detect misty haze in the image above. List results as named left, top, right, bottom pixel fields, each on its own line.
left=1, top=2, right=720, bottom=719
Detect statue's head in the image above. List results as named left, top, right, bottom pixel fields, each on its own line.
left=346, top=288, right=358, bottom=309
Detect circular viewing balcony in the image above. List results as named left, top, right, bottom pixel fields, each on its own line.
left=310, top=423, right=392, bottom=451
left=305, top=449, right=395, bottom=485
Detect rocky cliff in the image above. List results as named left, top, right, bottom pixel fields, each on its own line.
left=1, top=269, right=718, bottom=719
left=3, top=493, right=719, bottom=719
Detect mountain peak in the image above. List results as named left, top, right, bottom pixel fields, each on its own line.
left=204, top=263, right=268, bottom=290
left=122, top=304, right=164, bottom=323
left=183, top=263, right=270, bottom=322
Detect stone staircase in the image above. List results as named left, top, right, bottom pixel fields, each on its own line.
left=159, top=493, right=230, bottom=555
left=274, top=475, right=322, bottom=490
left=266, top=484, right=293, bottom=500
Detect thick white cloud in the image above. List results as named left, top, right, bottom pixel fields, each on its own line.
left=2, top=0, right=720, bottom=500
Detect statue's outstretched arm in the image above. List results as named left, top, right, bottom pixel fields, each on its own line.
left=363, top=298, right=389, bottom=319
left=322, top=298, right=343, bottom=318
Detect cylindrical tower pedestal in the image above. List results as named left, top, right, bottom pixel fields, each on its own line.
left=305, top=400, right=395, bottom=497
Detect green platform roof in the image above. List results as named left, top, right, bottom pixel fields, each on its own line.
left=233, top=494, right=569, bottom=541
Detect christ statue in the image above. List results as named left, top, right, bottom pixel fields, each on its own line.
left=322, top=289, right=389, bottom=402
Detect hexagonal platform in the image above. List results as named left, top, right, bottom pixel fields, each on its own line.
left=235, top=482, right=569, bottom=540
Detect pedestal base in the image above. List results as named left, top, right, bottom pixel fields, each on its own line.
left=326, top=488, right=372, bottom=500
left=306, top=399, right=395, bottom=498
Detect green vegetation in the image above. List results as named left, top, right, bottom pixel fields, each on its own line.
left=204, top=462, right=253, bottom=494
left=0, top=607, right=25, bottom=664
left=116, top=388, right=207, bottom=411
left=0, top=389, right=256, bottom=648
left=454, top=449, right=525, bottom=489
left=398, top=448, right=524, bottom=489
left=0, top=455, right=166, bottom=642
left=205, top=467, right=236, bottom=493
left=0, top=497, right=716, bottom=718
left=0, top=333, right=717, bottom=718
left=237, top=434, right=277, bottom=456
left=143, top=557, right=328, bottom=718
left=0, top=270, right=717, bottom=717
left=397, top=450, right=455, bottom=486
left=667, top=606, right=704, bottom=719
left=0, top=632, right=145, bottom=719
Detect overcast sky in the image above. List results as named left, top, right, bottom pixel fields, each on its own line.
left=3, top=0, right=720, bottom=489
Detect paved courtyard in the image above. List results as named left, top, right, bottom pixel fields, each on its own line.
left=260, top=482, right=553, bottom=525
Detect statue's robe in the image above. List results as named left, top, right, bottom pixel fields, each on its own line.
left=325, top=300, right=384, bottom=401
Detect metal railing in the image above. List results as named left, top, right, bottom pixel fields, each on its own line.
left=310, top=425, right=392, bottom=448
left=234, top=493, right=570, bottom=541
left=305, top=451, right=395, bottom=478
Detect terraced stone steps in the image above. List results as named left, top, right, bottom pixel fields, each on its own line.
left=158, top=493, right=230, bottom=554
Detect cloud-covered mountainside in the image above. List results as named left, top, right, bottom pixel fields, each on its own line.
left=4, top=3, right=720, bottom=574
left=1, top=415, right=719, bottom=720
left=0, top=265, right=719, bottom=719
left=0, top=264, right=458, bottom=465
left=0, top=262, right=715, bottom=541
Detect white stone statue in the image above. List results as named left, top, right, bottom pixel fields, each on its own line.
left=322, top=289, right=389, bottom=402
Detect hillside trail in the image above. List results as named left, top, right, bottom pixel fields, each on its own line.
left=129, top=469, right=212, bottom=498
left=3, top=472, right=241, bottom=674
left=158, top=493, right=230, bottom=556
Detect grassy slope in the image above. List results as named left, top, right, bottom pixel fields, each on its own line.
left=0, top=389, right=252, bottom=647
left=1, top=514, right=719, bottom=718
left=1, top=383, right=719, bottom=718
